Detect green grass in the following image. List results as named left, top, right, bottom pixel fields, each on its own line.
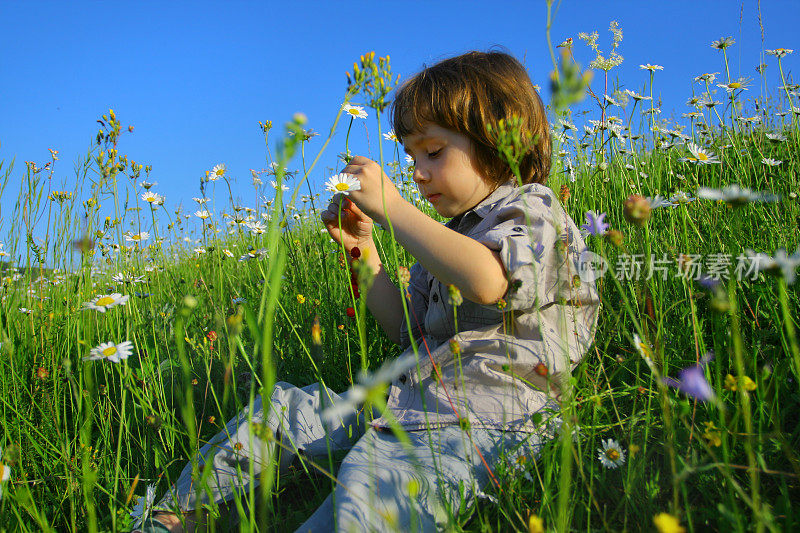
left=1, top=43, right=799, bottom=532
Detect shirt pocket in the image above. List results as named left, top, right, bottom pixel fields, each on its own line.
left=424, top=281, right=451, bottom=341
left=456, top=300, right=503, bottom=331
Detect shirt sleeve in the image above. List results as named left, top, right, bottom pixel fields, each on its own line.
left=478, top=185, right=567, bottom=311
left=398, top=262, right=430, bottom=348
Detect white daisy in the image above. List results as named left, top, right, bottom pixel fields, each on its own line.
left=342, top=104, right=368, bottom=119
left=624, top=89, right=651, bottom=101
left=270, top=181, right=289, bottom=192
left=597, top=438, right=626, bottom=469
left=139, top=180, right=157, bottom=190
left=639, top=64, right=663, bottom=71
left=765, top=132, right=787, bottom=143
left=746, top=248, right=800, bottom=284
left=246, top=220, right=267, bottom=234
left=195, top=210, right=212, bottom=220
left=670, top=191, right=695, bottom=205
left=124, top=232, right=150, bottom=243
left=682, top=143, right=720, bottom=164
left=698, top=184, right=779, bottom=206
left=633, top=333, right=656, bottom=372
left=383, top=130, right=399, bottom=142
left=325, top=173, right=361, bottom=195
left=766, top=48, right=793, bottom=58
left=694, top=72, right=719, bottom=83
left=84, top=340, right=134, bottom=363
left=111, top=272, right=146, bottom=284
left=0, top=447, right=11, bottom=499
left=222, top=249, right=234, bottom=258
left=83, top=293, right=130, bottom=313
left=711, top=36, right=735, bottom=50
left=208, top=164, right=227, bottom=181
left=141, top=191, right=164, bottom=205
left=762, top=158, right=782, bottom=167
left=193, top=197, right=210, bottom=205
left=647, top=195, right=677, bottom=209
left=322, top=353, right=418, bottom=424
left=718, top=77, right=751, bottom=93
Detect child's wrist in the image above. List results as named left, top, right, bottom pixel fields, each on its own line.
left=349, top=242, right=381, bottom=269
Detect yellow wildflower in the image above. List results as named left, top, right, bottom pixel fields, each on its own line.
left=297, top=294, right=306, bottom=304
left=702, top=421, right=722, bottom=447
left=725, top=374, right=757, bottom=392
left=653, top=512, right=686, bottom=533
left=528, top=515, right=544, bottom=533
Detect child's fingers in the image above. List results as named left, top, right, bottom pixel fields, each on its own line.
left=343, top=198, right=369, bottom=220
left=321, top=197, right=351, bottom=220
left=343, top=155, right=371, bottom=169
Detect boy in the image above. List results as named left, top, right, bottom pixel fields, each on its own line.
left=141, top=50, right=598, bottom=532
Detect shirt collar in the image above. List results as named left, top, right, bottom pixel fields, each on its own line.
left=446, top=180, right=518, bottom=233
left=469, top=180, right=518, bottom=219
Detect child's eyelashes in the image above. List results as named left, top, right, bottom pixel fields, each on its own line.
left=427, top=148, right=442, bottom=159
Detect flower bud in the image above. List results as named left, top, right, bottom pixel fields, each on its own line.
left=604, top=229, right=624, bottom=248
left=182, top=294, right=198, bottom=309
left=448, top=285, right=463, bottom=306
left=623, top=194, right=651, bottom=226
left=559, top=184, right=571, bottom=203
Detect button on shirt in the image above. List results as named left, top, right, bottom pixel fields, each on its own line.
left=371, top=181, right=600, bottom=432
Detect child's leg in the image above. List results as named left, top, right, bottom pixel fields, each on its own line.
left=151, top=381, right=368, bottom=525
left=296, top=425, right=545, bottom=533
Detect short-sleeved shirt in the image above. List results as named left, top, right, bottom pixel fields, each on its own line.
left=371, top=181, right=600, bottom=432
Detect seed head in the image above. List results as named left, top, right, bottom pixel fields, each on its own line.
left=623, top=194, right=652, bottom=226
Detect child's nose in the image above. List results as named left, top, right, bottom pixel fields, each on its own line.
left=412, top=165, right=429, bottom=183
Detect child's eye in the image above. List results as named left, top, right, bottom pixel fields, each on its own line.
left=427, top=148, right=442, bottom=158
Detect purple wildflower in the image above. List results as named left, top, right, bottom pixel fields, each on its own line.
left=662, top=352, right=715, bottom=401
left=697, top=275, right=721, bottom=291
left=581, top=211, right=609, bottom=237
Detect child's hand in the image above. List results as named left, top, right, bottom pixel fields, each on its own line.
left=339, top=156, right=404, bottom=225
left=321, top=195, right=375, bottom=254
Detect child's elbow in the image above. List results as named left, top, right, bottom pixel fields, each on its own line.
left=468, top=279, right=509, bottom=306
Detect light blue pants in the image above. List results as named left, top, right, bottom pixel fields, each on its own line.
left=156, top=382, right=548, bottom=532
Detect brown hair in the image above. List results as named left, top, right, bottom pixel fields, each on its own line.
left=391, top=50, right=551, bottom=186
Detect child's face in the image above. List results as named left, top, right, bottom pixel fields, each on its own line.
left=403, top=124, right=495, bottom=218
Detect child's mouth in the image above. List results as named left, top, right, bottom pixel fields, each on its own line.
left=427, top=193, right=441, bottom=202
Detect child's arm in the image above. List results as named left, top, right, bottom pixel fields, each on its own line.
left=339, top=156, right=509, bottom=306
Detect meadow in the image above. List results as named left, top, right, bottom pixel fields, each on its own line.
left=0, top=23, right=799, bottom=533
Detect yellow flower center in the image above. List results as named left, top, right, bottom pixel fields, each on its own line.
left=96, top=296, right=115, bottom=306
left=605, top=449, right=620, bottom=461
left=729, top=82, right=741, bottom=89
left=348, top=109, right=359, bottom=116
left=102, top=346, right=118, bottom=357
left=697, top=152, right=709, bottom=161
left=335, top=183, right=350, bottom=191
left=132, top=235, right=142, bottom=240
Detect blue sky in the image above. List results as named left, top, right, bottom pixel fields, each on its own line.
left=1, top=0, right=798, bottom=242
